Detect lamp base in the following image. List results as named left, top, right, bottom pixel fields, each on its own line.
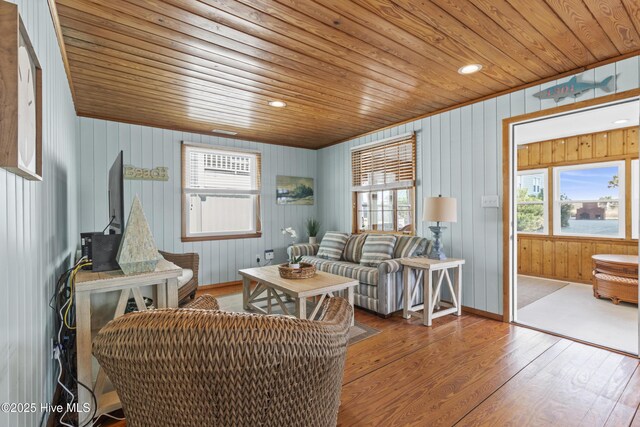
left=428, top=225, right=448, bottom=260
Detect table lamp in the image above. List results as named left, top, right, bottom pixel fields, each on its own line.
left=423, top=195, right=457, bottom=260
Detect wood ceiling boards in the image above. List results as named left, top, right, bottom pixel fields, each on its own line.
left=52, top=0, right=640, bottom=149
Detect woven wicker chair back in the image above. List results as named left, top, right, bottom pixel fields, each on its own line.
left=93, top=296, right=352, bottom=427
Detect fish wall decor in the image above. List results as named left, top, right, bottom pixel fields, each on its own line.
left=533, top=75, right=615, bottom=102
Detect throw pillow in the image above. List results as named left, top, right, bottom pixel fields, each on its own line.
left=342, top=233, right=368, bottom=263
left=394, top=236, right=427, bottom=259
left=360, top=235, right=397, bottom=267
left=317, top=232, right=350, bottom=260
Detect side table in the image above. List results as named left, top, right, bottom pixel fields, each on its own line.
left=400, top=257, right=465, bottom=326
left=74, top=259, right=182, bottom=425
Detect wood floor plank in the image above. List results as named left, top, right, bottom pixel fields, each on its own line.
left=338, top=322, right=558, bottom=426
left=344, top=313, right=485, bottom=384
left=605, top=365, right=640, bottom=427
left=101, top=285, right=640, bottom=427
left=459, top=340, right=639, bottom=427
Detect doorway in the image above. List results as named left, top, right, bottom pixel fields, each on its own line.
left=503, top=90, right=640, bottom=355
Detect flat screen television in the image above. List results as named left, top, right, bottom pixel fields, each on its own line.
left=108, top=151, right=125, bottom=234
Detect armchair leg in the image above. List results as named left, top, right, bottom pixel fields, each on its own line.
left=190, top=291, right=196, bottom=300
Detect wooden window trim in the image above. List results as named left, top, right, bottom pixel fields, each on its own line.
left=350, top=131, right=416, bottom=234
left=502, top=89, right=640, bottom=323
left=181, top=142, right=262, bottom=242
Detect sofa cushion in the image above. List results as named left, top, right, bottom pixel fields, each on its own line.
left=177, top=268, right=194, bottom=288
left=394, top=236, right=428, bottom=259
left=360, top=235, right=397, bottom=267
left=300, top=256, right=378, bottom=286
left=342, top=233, right=367, bottom=263
left=317, top=231, right=350, bottom=260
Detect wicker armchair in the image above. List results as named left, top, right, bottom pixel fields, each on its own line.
left=93, top=295, right=353, bottom=427
left=158, top=250, right=198, bottom=303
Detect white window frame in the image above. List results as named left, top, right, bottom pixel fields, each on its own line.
left=553, top=160, right=625, bottom=238
left=182, top=142, right=261, bottom=241
left=516, top=168, right=549, bottom=235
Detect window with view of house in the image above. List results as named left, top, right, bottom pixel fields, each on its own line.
left=553, top=161, right=624, bottom=238
left=351, top=134, right=416, bottom=234
left=516, top=169, right=548, bottom=234
left=182, top=143, right=261, bottom=241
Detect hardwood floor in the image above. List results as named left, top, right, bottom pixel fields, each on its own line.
left=101, top=285, right=640, bottom=427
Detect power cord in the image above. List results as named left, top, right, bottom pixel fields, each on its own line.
left=49, top=257, right=101, bottom=427
left=101, top=216, right=116, bottom=233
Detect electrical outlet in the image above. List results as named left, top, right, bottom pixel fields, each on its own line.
left=264, top=249, right=274, bottom=260
left=256, top=254, right=261, bottom=264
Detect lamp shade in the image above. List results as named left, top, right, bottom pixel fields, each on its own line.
left=423, top=196, right=457, bottom=223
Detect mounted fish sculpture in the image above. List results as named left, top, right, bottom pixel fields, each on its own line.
left=533, top=75, right=615, bottom=102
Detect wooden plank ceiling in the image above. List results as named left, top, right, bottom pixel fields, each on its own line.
left=52, top=0, right=640, bottom=148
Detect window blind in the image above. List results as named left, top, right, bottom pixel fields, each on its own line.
left=351, top=134, right=416, bottom=191
left=184, top=144, right=261, bottom=195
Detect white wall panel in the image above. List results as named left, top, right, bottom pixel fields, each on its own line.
left=0, top=1, right=79, bottom=425
left=78, top=119, right=318, bottom=285
left=318, top=56, right=640, bottom=315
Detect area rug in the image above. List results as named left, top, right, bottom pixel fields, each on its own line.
left=517, top=275, right=569, bottom=309
left=215, top=293, right=380, bottom=346
left=517, top=283, right=637, bottom=354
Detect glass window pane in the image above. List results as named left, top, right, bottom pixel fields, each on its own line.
left=516, top=202, right=545, bottom=233
left=559, top=201, right=620, bottom=236
left=397, top=189, right=410, bottom=209
left=383, top=211, right=394, bottom=231
left=382, top=190, right=394, bottom=210
left=559, top=166, right=620, bottom=201
left=371, top=210, right=383, bottom=231
left=397, top=210, right=412, bottom=233
left=517, top=172, right=545, bottom=202
left=370, top=191, right=382, bottom=212
left=358, top=210, right=370, bottom=232
left=189, top=194, right=254, bottom=234
left=357, top=192, right=370, bottom=211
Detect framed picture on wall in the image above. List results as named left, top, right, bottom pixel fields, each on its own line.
left=276, top=176, right=314, bottom=205
left=0, top=1, right=43, bottom=181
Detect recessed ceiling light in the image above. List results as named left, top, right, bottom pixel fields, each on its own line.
left=268, top=100, right=287, bottom=108
left=212, top=129, right=238, bottom=135
left=613, top=119, right=629, bottom=124
left=458, top=64, right=482, bottom=75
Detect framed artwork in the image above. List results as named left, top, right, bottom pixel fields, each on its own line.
left=0, top=1, right=43, bottom=181
left=276, top=176, right=314, bottom=205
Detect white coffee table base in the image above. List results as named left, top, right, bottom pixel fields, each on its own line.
left=245, top=282, right=354, bottom=322
left=239, top=266, right=357, bottom=325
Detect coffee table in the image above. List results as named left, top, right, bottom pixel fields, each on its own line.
left=239, top=265, right=358, bottom=324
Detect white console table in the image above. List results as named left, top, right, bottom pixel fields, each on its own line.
left=74, top=259, right=182, bottom=424
left=400, top=257, right=465, bottom=326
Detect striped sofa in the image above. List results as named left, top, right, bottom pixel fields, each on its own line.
left=287, top=235, right=430, bottom=316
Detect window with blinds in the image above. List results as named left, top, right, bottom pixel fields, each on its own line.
left=352, top=134, right=416, bottom=190
left=351, top=134, right=416, bottom=234
left=182, top=143, right=262, bottom=241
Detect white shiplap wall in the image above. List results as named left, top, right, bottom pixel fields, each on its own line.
left=78, top=118, right=318, bottom=285
left=318, top=56, right=640, bottom=315
left=0, top=0, right=79, bottom=426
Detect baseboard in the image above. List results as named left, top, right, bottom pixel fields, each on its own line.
left=461, top=305, right=503, bottom=321
left=198, top=280, right=242, bottom=290
left=198, top=283, right=502, bottom=322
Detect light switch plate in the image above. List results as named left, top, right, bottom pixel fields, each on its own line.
left=482, top=195, right=500, bottom=208
left=264, top=249, right=274, bottom=260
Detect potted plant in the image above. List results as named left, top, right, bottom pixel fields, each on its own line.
left=306, top=218, right=320, bottom=244
left=289, top=255, right=303, bottom=269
